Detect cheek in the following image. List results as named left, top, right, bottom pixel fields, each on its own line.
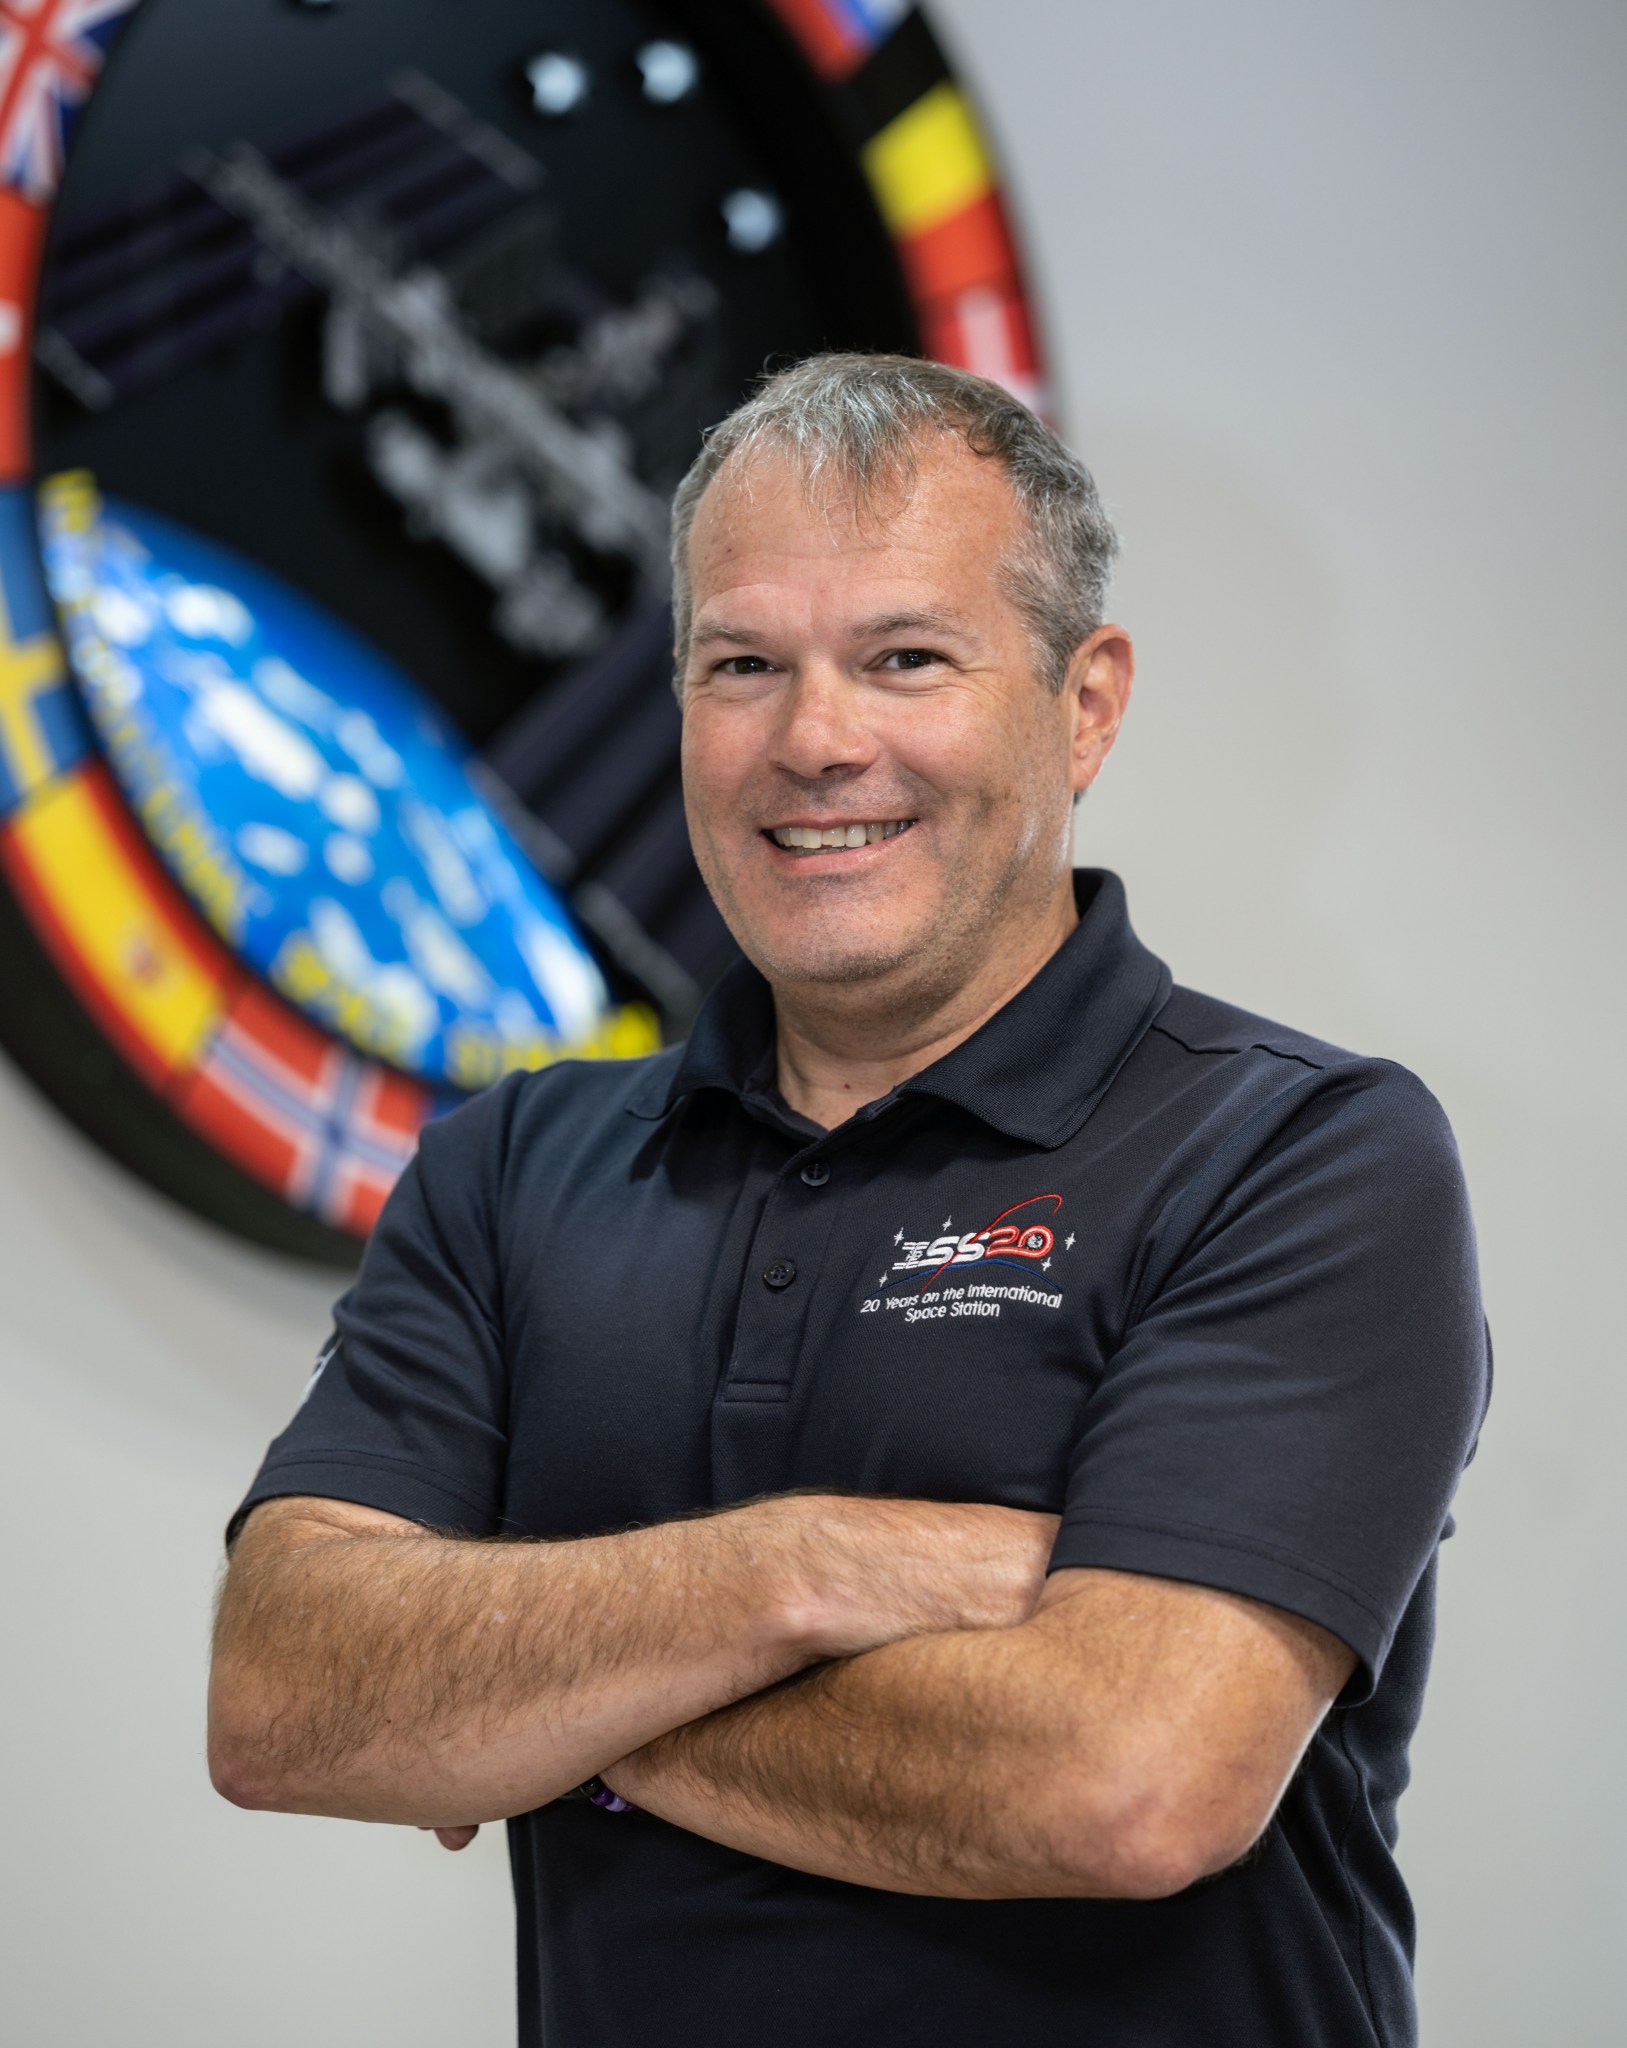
left=680, top=714, right=748, bottom=830
left=897, top=703, right=1051, bottom=813
left=886, top=697, right=993, bottom=776
left=681, top=716, right=784, bottom=894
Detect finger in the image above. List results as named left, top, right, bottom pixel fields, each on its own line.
left=434, top=1824, right=481, bottom=1850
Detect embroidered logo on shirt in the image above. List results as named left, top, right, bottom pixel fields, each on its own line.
left=859, top=1194, right=1075, bottom=1323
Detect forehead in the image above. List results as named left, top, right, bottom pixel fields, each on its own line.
left=685, top=434, right=1025, bottom=611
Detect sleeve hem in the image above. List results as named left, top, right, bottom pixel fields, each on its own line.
left=1046, top=1511, right=1394, bottom=1704
left=226, top=1451, right=498, bottom=1550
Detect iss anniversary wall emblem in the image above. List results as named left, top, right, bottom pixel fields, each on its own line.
left=0, top=0, right=1049, bottom=1259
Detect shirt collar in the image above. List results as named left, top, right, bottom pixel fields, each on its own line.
left=628, top=869, right=1171, bottom=1149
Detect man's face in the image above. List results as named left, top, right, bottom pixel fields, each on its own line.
left=679, top=434, right=1122, bottom=1006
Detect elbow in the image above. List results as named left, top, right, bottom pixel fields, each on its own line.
left=207, top=1713, right=277, bottom=1811
left=207, top=1665, right=293, bottom=1813
left=209, top=1742, right=276, bottom=1812
left=1047, top=1772, right=1262, bottom=1902
left=1107, top=1814, right=1247, bottom=1903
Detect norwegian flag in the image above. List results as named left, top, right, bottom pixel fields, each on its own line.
left=0, top=0, right=136, bottom=202
left=178, top=983, right=434, bottom=1238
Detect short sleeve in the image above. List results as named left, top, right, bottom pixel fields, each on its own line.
left=1047, top=1061, right=1491, bottom=1702
left=226, top=1075, right=525, bottom=1548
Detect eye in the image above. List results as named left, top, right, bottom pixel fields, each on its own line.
left=713, top=655, right=777, bottom=676
left=876, top=647, right=945, bottom=673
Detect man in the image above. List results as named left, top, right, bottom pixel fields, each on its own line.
left=210, top=354, right=1489, bottom=2048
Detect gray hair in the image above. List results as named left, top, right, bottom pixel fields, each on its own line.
left=668, top=352, right=1118, bottom=696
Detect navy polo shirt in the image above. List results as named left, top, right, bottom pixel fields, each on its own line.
left=231, top=870, right=1490, bottom=2048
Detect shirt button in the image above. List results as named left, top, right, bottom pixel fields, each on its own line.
left=762, top=1260, right=798, bottom=1291
left=799, top=1161, right=830, bottom=1187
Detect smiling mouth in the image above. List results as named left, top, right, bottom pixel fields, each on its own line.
left=766, top=820, right=917, bottom=853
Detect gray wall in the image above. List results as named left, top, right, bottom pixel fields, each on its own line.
left=3, top=1, right=1620, bottom=2039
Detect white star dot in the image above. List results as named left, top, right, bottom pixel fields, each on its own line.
left=1042, top=1258, right=1052, bottom=1270
left=721, top=187, right=783, bottom=252
left=636, top=39, right=699, bottom=103
left=526, top=52, right=589, bottom=116
left=878, top=1275, right=888, bottom=1287
left=1065, top=1233, right=1076, bottom=1250
left=941, top=1217, right=952, bottom=1231
left=893, top=1229, right=904, bottom=1245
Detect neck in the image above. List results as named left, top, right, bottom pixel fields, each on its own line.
left=772, top=884, right=1080, bottom=1128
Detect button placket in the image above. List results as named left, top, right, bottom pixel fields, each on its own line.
left=716, top=1151, right=844, bottom=1407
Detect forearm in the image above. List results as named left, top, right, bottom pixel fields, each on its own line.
left=606, top=1619, right=1122, bottom=1899
left=209, top=1499, right=817, bottom=1828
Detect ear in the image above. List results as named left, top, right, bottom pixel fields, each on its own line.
left=1064, top=625, right=1134, bottom=798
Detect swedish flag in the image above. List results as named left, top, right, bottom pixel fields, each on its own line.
left=0, top=486, right=89, bottom=819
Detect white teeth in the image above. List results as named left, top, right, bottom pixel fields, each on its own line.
left=769, top=820, right=914, bottom=850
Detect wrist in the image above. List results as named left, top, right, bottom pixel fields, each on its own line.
left=599, top=1745, right=655, bottom=1805
left=745, top=1494, right=865, bottom=1663
left=753, top=1492, right=911, bottom=1663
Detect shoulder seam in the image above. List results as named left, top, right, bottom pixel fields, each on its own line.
left=1149, top=1020, right=1328, bottom=1073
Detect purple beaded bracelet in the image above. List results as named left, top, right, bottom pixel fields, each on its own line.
left=573, top=1774, right=635, bottom=1813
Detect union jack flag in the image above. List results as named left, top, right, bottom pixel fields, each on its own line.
left=0, top=0, right=137, bottom=202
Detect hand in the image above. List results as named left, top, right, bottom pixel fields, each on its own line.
left=419, top=1824, right=480, bottom=1851
left=764, top=1494, right=1062, bottom=1660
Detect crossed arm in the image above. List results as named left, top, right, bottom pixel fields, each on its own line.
left=598, top=1565, right=1353, bottom=1898
left=212, top=1490, right=1353, bottom=1901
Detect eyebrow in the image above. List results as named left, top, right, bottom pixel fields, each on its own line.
left=689, top=621, right=768, bottom=650
left=690, top=606, right=974, bottom=651
left=850, top=607, right=971, bottom=640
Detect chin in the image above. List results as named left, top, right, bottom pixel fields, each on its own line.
left=775, top=952, right=910, bottom=990
left=733, top=918, right=908, bottom=988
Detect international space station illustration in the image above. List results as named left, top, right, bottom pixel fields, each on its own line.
left=193, top=106, right=695, bottom=662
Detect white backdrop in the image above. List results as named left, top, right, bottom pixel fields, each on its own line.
left=3, top=2, right=1621, bottom=2041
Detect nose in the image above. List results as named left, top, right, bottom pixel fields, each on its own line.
left=769, top=664, right=878, bottom=782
